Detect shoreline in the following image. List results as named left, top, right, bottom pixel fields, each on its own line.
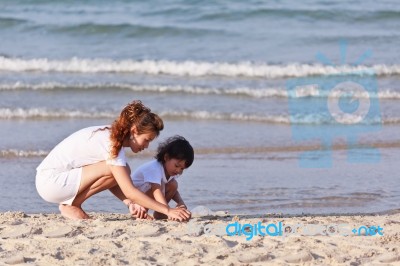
left=0, top=211, right=399, bottom=265
left=11, top=207, right=399, bottom=218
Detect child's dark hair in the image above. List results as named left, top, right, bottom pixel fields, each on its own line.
left=155, top=135, right=194, bottom=168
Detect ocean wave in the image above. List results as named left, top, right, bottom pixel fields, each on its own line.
left=0, top=82, right=288, bottom=98
left=0, top=148, right=152, bottom=159
left=0, top=107, right=397, bottom=125
left=0, top=17, right=28, bottom=28
left=159, top=110, right=390, bottom=125
left=197, top=8, right=400, bottom=22
left=0, top=82, right=293, bottom=98
left=0, top=149, right=49, bottom=158
left=0, top=108, right=115, bottom=119
left=3, top=141, right=400, bottom=159
left=50, top=23, right=220, bottom=37
left=1, top=57, right=400, bottom=78
left=2, top=82, right=400, bottom=100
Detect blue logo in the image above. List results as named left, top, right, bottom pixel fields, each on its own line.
left=286, top=41, right=381, bottom=167
left=186, top=220, right=384, bottom=240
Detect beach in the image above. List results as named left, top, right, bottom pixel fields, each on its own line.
left=1, top=0, right=400, bottom=216
left=1, top=211, right=399, bottom=265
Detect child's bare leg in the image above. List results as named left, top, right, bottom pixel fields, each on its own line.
left=153, top=179, right=178, bottom=220
left=59, top=161, right=117, bottom=220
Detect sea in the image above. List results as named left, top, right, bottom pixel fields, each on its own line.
left=0, top=0, right=399, bottom=215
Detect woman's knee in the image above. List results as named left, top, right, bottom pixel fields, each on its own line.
left=102, top=175, right=118, bottom=188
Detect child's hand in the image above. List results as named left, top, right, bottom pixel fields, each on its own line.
left=175, top=204, right=191, bottom=220
left=129, top=203, right=153, bottom=220
left=176, top=203, right=187, bottom=209
left=166, top=207, right=191, bottom=222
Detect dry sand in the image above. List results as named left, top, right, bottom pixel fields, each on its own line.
left=0, top=211, right=399, bottom=265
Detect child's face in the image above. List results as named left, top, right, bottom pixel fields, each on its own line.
left=164, top=156, right=186, bottom=178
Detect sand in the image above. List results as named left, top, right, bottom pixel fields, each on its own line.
left=0, top=211, right=399, bottom=265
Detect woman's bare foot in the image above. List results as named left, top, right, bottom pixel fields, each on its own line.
left=59, top=204, right=89, bottom=220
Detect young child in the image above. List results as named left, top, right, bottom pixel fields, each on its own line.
left=130, top=135, right=194, bottom=220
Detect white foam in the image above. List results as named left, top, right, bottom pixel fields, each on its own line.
left=293, top=84, right=320, bottom=97
left=1, top=56, right=400, bottom=78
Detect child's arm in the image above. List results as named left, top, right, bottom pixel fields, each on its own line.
left=151, top=183, right=191, bottom=221
left=172, top=190, right=187, bottom=209
left=172, top=190, right=190, bottom=220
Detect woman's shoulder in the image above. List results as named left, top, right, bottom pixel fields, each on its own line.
left=61, top=125, right=112, bottom=145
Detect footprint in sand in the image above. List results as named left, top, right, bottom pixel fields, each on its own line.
left=132, top=224, right=160, bottom=237
left=237, top=252, right=274, bottom=263
left=375, top=253, right=400, bottom=263
left=85, top=227, right=125, bottom=239
left=3, top=255, right=25, bottom=265
left=0, top=225, right=32, bottom=239
left=43, top=226, right=73, bottom=238
left=284, top=251, right=314, bottom=263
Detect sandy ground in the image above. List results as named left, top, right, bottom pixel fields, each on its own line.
left=0, top=211, right=399, bottom=265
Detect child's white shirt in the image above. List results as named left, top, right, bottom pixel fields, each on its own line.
left=131, top=159, right=178, bottom=193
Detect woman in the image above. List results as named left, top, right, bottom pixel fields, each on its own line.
left=36, top=100, right=191, bottom=221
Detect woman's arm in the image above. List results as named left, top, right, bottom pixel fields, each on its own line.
left=150, top=183, right=168, bottom=205
left=110, top=165, right=167, bottom=213
left=109, top=185, right=131, bottom=206
left=109, top=185, right=150, bottom=219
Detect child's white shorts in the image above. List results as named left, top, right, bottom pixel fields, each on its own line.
left=36, top=168, right=82, bottom=205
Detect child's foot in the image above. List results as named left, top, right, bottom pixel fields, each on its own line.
left=59, top=204, right=89, bottom=220
left=153, top=211, right=168, bottom=220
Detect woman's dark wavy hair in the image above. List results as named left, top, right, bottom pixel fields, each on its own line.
left=97, top=100, right=164, bottom=159
left=155, top=135, right=194, bottom=168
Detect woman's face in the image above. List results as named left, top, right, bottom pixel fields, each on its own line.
left=129, top=131, right=156, bottom=153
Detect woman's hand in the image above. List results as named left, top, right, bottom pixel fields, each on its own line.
left=166, top=207, right=191, bottom=222
left=128, top=202, right=153, bottom=220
